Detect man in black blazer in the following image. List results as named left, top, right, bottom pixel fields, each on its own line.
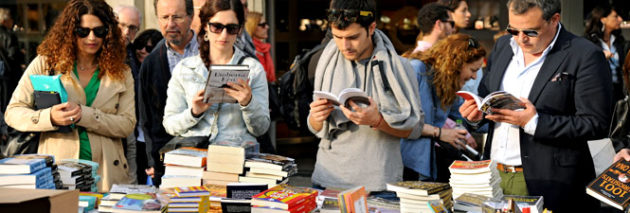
left=460, top=0, right=612, bottom=212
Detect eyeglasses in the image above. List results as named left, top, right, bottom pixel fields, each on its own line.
left=506, top=26, right=539, bottom=37
left=326, top=9, right=374, bottom=23
left=119, top=23, right=139, bottom=33
left=75, top=26, right=108, bottom=38
left=208, top=22, right=241, bottom=35
left=468, top=38, right=479, bottom=49
left=257, top=22, right=268, bottom=27
left=159, top=14, right=187, bottom=24
left=440, top=19, right=455, bottom=28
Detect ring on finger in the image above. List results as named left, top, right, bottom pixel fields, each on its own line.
left=69, top=117, right=75, bottom=122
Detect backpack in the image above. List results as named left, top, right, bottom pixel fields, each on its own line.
left=277, top=44, right=325, bottom=131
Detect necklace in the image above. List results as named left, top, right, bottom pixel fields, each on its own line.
left=77, top=63, right=97, bottom=73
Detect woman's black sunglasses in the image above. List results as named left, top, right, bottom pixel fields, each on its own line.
left=75, top=26, right=108, bottom=38
left=208, top=22, right=241, bottom=35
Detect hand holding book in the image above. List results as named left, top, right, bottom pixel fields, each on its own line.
left=50, top=102, right=82, bottom=126
left=457, top=91, right=536, bottom=128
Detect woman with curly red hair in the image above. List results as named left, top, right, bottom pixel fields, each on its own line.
left=5, top=0, right=135, bottom=191
left=401, top=34, right=485, bottom=182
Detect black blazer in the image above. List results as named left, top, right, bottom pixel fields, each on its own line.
left=480, top=26, right=613, bottom=212
left=138, top=39, right=174, bottom=168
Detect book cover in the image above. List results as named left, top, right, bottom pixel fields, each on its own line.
left=0, top=158, right=47, bottom=174
left=245, top=153, right=295, bottom=171
left=586, top=159, right=630, bottom=210
left=449, top=160, right=495, bottom=174
left=203, top=65, right=250, bottom=103
left=456, top=90, right=524, bottom=115
left=313, top=88, right=370, bottom=108
left=174, top=186, right=212, bottom=197
left=386, top=181, right=451, bottom=196
left=13, top=154, right=55, bottom=167
left=164, top=147, right=208, bottom=168
left=226, top=182, right=268, bottom=199
left=503, top=195, right=543, bottom=213
left=113, top=193, right=162, bottom=211
left=0, top=167, right=52, bottom=186
left=251, top=184, right=318, bottom=210
left=338, top=186, right=368, bottom=213
left=251, top=199, right=317, bottom=213
left=29, top=74, right=68, bottom=102
left=220, top=198, right=251, bottom=213
left=109, top=184, right=159, bottom=194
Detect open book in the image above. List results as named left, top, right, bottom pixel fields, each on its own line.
left=203, top=65, right=250, bottom=103
left=456, top=91, right=524, bottom=115
left=313, top=88, right=369, bottom=108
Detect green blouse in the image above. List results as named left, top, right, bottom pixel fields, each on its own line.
left=73, top=64, right=101, bottom=160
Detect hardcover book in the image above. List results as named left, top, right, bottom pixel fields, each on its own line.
left=250, top=184, right=318, bottom=210
left=164, top=147, right=208, bottom=168
left=386, top=181, right=451, bottom=196
left=586, top=159, right=630, bottom=210
left=456, top=90, right=524, bottom=114
left=203, top=64, right=250, bottom=103
left=0, top=158, right=47, bottom=174
left=29, top=74, right=68, bottom=102
left=226, top=182, right=268, bottom=199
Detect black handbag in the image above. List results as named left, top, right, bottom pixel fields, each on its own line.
left=611, top=95, right=630, bottom=151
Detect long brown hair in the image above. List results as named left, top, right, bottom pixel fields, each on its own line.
left=37, top=0, right=126, bottom=81
left=407, top=34, right=485, bottom=108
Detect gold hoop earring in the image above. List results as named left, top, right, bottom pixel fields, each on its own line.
left=204, top=33, right=210, bottom=41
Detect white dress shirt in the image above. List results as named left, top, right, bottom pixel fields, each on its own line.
left=490, top=24, right=562, bottom=166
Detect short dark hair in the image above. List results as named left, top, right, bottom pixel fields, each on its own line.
left=328, top=0, right=376, bottom=30
left=507, top=0, right=560, bottom=21
left=133, top=29, right=163, bottom=51
left=198, top=0, right=245, bottom=67
left=417, top=3, right=452, bottom=35
left=437, top=0, right=467, bottom=11
left=154, top=0, right=194, bottom=17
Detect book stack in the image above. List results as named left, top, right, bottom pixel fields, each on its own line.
left=317, top=189, right=341, bottom=213
left=10, top=154, right=61, bottom=189
left=0, top=157, right=55, bottom=189
left=241, top=153, right=297, bottom=187
left=502, top=195, right=543, bottom=213
left=204, top=145, right=246, bottom=186
left=57, top=161, right=94, bottom=191
left=386, top=181, right=453, bottom=213
left=161, top=186, right=214, bottom=213
left=112, top=193, right=165, bottom=212
left=250, top=184, right=318, bottom=213
left=448, top=160, right=503, bottom=199
left=453, top=192, right=491, bottom=212
left=161, top=147, right=208, bottom=189
left=98, top=193, right=126, bottom=212
left=337, top=186, right=369, bottom=213
left=60, top=159, right=100, bottom=192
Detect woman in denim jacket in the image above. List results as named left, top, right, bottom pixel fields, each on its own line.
left=163, top=0, right=269, bottom=147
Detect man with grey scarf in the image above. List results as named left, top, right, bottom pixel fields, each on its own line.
left=308, top=0, right=424, bottom=192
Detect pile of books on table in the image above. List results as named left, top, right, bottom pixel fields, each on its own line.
left=250, top=184, right=318, bottom=213
left=204, top=145, right=245, bottom=186
left=240, top=153, right=297, bottom=187
left=386, top=181, right=452, bottom=213
left=59, top=159, right=100, bottom=192
left=99, top=184, right=164, bottom=212
left=161, top=147, right=207, bottom=189
left=0, top=156, right=55, bottom=189
left=448, top=160, right=503, bottom=200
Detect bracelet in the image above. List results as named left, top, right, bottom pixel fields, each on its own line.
left=371, top=115, right=383, bottom=128
left=433, top=127, right=439, bottom=138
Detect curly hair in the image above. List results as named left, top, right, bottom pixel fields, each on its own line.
left=407, top=34, right=485, bottom=109
left=198, top=0, right=245, bottom=67
left=37, top=0, right=127, bottom=81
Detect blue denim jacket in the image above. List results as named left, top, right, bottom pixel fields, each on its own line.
left=400, top=59, right=464, bottom=180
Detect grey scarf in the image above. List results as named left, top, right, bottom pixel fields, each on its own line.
left=314, top=29, right=423, bottom=139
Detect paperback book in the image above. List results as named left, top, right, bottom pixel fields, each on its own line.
left=203, top=64, right=250, bottom=103
left=313, top=88, right=370, bottom=108
left=456, top=90, right=524, bottom=114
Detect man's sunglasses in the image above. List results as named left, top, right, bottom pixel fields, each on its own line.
left=257, top=22, right=268, bottom=27
left=326, top=9, right=373, bottom=23
left=75, top=26, right=108, bottom=38
left=505, top=26, right=539, bottom=37
left=208, top=22, right=241, bottom=35
left=440, top=19, right=455, bottom=28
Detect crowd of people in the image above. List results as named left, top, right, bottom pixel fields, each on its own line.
left=0, top=0, right=628, bottom=212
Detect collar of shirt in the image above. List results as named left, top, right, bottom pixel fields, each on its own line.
left=508, top=23, right=562, bottom=68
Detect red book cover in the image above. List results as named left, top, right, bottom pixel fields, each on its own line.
left=250, top=184, right=318, bottom=210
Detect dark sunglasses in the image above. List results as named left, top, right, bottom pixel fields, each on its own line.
left=74, top=26, right=108, bottom=38
left=326, top=9, right=374, bottom=23
left=505, top=26, right=539, bottom=37
left=144, top=45, right=155, bottom=52
left=208, top=22, right=241, bottom=35
left=257, top=22, right=268, bottom=27
left=440, top=19, right=455, bottom=28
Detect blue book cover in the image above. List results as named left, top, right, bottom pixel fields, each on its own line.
left=29, top=74, right=68, bottom=102
left=114, top=194, right=162, bottom=211
left=0, top=158, right=47, bottom=174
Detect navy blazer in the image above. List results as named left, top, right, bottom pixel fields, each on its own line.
left=480, top=26, right=613, bottom=212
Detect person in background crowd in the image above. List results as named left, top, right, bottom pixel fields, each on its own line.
left=308, top=0, right=423, bottom=194
left=245, top=11, right=275, bottom=83
left=585, top=4, right=629, bottom=102
left=140, top=0, right=198, bottom=186
left=234, top=0, right=257, bottom=58
left=114, top=4, right=141, bottom=184
left=163, top=0, right=269, bottom=148
left=191, top=0, right=206, bottom=33
left=5, top=0, right=135, bottom=191
left=401, top=3, right=454, bottom=56
left=459, top=0, right=611, bottom=211
left=438, top=0, right=471, bottom=31
left=402, top=34, right=483, bottom=182
left=0, top=7, right=25, bottom=111
left=134, top=29, right=163, bottom=64
left=613, top=51, right=630, bottom=163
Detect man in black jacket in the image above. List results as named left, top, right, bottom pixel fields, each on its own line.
left=139, top=0, right=198, bottom=186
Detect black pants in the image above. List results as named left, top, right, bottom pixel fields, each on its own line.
left=136, top=142, right=148, bottom=184
left=434, top=141, right=465, bottom=182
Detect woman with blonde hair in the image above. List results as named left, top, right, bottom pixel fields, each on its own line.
left=5, top=0, right=135, bottom=191
left=244, top=11, right=275, bottom=82
left=401, top=34, right=485, bottom=182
